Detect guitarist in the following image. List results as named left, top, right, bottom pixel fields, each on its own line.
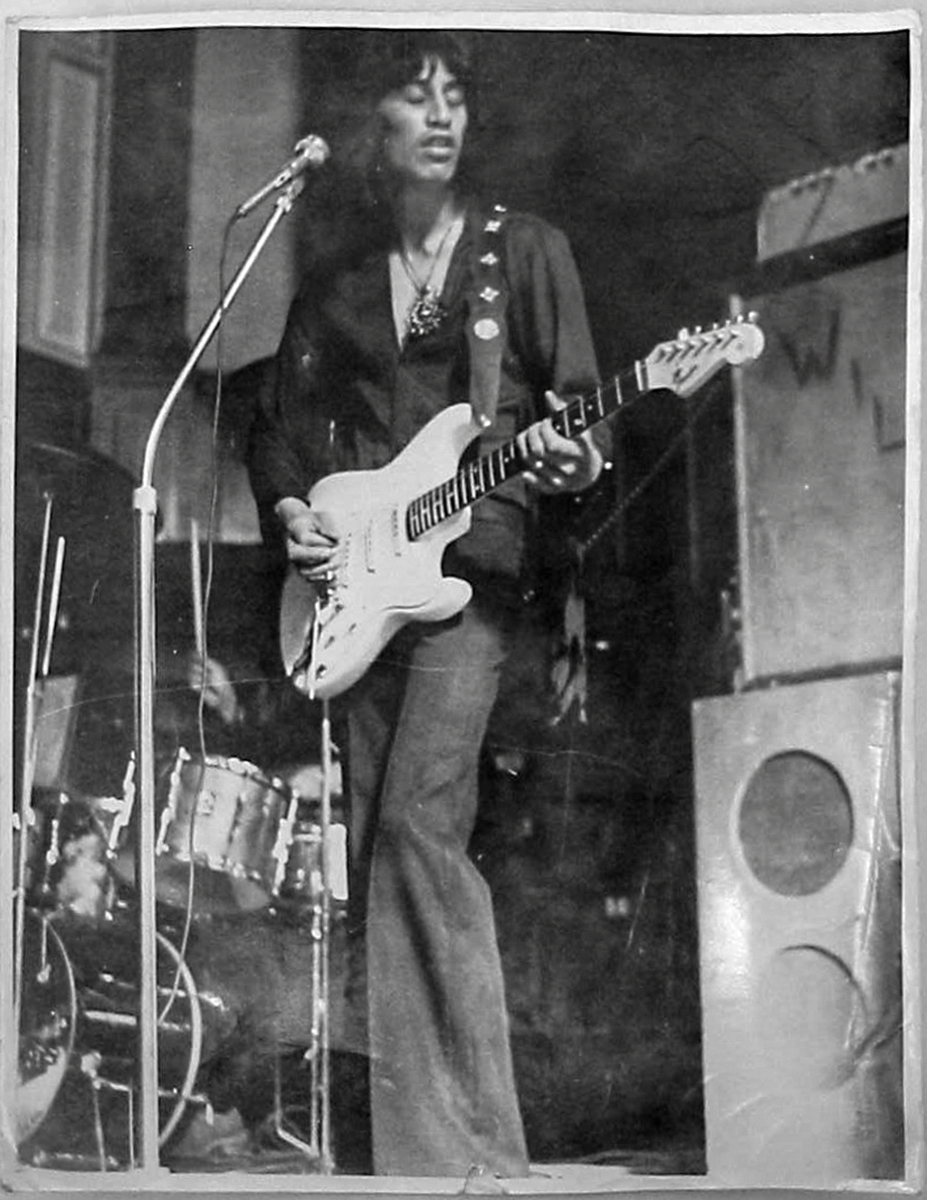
left=247, top=30, right=610, bottom=1179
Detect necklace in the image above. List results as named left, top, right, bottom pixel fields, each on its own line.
left=399, top=219, right=459, bottom=340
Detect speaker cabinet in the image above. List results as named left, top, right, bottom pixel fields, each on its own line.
left=734, top=251, right=907, bottom=685
left=692, top=671, right=904, bottom=1184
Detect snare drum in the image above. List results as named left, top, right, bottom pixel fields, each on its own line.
left=151, top=750, right=296, bottom=914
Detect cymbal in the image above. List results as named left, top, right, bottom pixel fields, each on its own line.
left=17, top=439, right=138, bottom=510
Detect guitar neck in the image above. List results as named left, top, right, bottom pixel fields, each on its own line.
left=406, top=361, right=647, bottom=541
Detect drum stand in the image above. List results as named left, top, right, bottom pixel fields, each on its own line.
left=271, top=697, right=335, bottom=1173
left=11, top=498, right=66, bottom=1150
left=132, top=176, right=306, bottom=1172
left=13, top=495, right=54, bottom=1046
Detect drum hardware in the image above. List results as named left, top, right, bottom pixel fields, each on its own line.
left=275, top=819, right=348, bottom=908
left=12, top=808, right=39, bottom=899
left=17, top=918, right=208, bottom=1171
left=272, top=795, right=300, bottom=897
left=102, top=754, right=137, bottom=857
left=272, top=695, right=337, bottom=1171
left=80, top=1050, right=121, bottom=1170
left=15, top=493, right=56, bottom=1043
left=270, top=1039, right=319, bottom=1166
left=79, top=1052, right=214, bottom=1172
left=32, top=791, right=72, bottom=907
left=14, top=910, right=77, bottom=1147
left=93, top=755, right=137, bottom=915
left=14, top=507, right=71, bottom=1146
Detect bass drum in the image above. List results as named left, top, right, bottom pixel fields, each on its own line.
left=18, top=913, right=207, bottom=1171
left=14, top=910, right=77, bottom=1146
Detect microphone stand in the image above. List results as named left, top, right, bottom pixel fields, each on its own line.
left=131, top=177, right=304, bottom=1173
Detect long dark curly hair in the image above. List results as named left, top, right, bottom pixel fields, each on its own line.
left=298, top=29, right=483, bottom=265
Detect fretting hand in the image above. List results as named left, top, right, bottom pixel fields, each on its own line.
left=517, top=390, right=604, bottom=494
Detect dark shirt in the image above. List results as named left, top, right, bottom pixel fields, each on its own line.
left=247, top=203, right=608, bottom=606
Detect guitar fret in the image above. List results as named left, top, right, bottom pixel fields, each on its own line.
left=297, top=320, right=766, bottom=700
left=404, top=319, right=761, bottom=543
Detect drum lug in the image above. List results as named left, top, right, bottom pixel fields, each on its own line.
left=158, top=752, right=187, bottom=855
left=271, top=795, right=299, bottom=895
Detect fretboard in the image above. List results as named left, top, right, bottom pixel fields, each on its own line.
left=405, top=360, right=647, bottom=541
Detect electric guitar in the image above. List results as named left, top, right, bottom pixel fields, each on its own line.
left=280, top=315, right=765, bottom=699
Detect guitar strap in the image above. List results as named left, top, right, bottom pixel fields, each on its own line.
left=465, top=203, right=509, bottom=428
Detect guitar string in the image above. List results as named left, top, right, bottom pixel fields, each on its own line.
left=410, top=364, right=724, bottom=551
left=410, top=379, right=615, bottom=537
left=573, top=378, right=722, bottom=562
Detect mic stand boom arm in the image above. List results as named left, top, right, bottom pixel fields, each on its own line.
left=132, top=178, right=304, bottom=1174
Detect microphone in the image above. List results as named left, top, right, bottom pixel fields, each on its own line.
left=234, top=134, right=330, bottom=219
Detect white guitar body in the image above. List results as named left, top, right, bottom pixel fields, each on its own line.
left=278, top=316, right=766, bottom=700
left=280, top=403, right=482, bottom=698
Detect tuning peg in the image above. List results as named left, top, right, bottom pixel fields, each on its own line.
left=677, top=327, right=689, bottom=340
left=693, top=325, right=702, bottom=335
left=748, top=311, right=758, bottom=323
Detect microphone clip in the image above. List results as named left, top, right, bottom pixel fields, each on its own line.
left=234, top=134, right=330, bottom=220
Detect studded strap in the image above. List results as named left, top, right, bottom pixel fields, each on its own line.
left=466, top=204, right=509, bottom=429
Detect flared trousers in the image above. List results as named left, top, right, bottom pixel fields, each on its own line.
left=341, top=597, right=529, bottom=1178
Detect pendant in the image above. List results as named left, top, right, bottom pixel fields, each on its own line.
left=406, top=287, right=446, bottom=340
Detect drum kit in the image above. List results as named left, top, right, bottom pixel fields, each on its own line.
left=13, top=749, right=347, bottom=1170
left=12, top=445, right=346, bottom=1171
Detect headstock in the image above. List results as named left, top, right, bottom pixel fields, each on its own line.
left=644, top=314, right=765, bottom=398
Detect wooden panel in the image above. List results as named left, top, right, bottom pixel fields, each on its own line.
left=734, top=252, right=906, bottom=684
left=18, top=34, right=113, bottom=369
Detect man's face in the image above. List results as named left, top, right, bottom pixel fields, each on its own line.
left=377, top=56, right=468, bottom=187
